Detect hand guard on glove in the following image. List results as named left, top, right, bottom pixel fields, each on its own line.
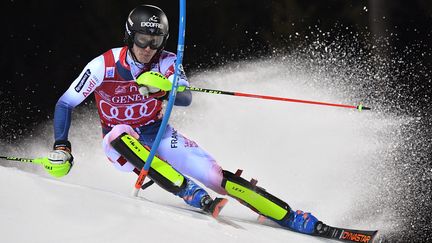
left=46, top=140, right=74, bottom=178
left=136, top=71, right=189, bottom=100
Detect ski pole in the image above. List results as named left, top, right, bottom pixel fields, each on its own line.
left=179, top=86, right=371, bottom=111
left=1, top=155, right=72, bottom=178
left=0, top=156, right=46, bottom=165
left=132, top=0, right=187, bottom=197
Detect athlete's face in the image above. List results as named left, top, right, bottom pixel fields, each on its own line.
left=132, top=44, right=157, bottom=64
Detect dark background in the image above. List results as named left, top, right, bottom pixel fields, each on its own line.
left=1, top=0, right=431, bottom=140
left=1, top=1, right=431, bottom=241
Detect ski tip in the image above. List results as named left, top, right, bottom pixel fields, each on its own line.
left=211, top=198, right=228, bottom=218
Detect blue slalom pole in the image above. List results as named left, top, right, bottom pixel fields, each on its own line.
left=133, top=0, right=187, bottom=196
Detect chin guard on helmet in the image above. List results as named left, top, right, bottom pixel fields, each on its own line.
left=110, top=132, right=186, bottom=194
left=222, top=169, right=291, bottom=221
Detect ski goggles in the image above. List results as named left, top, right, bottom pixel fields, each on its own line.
left=133, top=33, right=165, bottom=50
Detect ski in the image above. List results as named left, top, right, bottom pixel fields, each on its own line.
left=136, top=188, right=377, bottom=241
left=255, top=215, right=378, bottom=242
left=313, top=221, right=378, bottom=243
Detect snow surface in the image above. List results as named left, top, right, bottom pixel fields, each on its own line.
left=0, top=59, right=406, bottom=242
left=0, top=167, right=326, bottom=243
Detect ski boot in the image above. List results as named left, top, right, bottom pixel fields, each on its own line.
left=177, top=178, right=228, bottom=218
left=275, top=209, right=319, bottom=234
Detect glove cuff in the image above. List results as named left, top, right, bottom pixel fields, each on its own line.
left=53, top=140, right=72, bottom=153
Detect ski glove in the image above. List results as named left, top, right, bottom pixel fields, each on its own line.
left=136, top=71, right=189, bottom=97
left=46, top=140, right=74, bottom=178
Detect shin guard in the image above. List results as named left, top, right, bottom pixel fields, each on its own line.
left=222, top=170, right=291, bottom=221
left=110, top=132, right=186, bottom=194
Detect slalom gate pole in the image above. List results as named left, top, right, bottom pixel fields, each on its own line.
left=183, top=86, right=371, bottom=111
left=132, top=0, right=187, bottom=197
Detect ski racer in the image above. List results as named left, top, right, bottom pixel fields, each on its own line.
left=47, top=4, right=322, bottom=235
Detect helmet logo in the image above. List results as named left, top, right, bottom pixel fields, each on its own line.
left=149, top=15, right=159, bottom=22
left=141, top=15, right=163, bottom=29
left=140, top=21, right=164, bottom=29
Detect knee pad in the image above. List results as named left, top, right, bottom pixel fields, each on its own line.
left=110, top=132, right=186, bottom=194
left=222, top=170, right=291, bottom=221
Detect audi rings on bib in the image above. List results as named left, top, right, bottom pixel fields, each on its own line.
left=99, top=99, right=158, bottom=121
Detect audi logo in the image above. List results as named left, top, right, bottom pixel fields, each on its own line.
left=99, top=99, right=158, bottom=121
